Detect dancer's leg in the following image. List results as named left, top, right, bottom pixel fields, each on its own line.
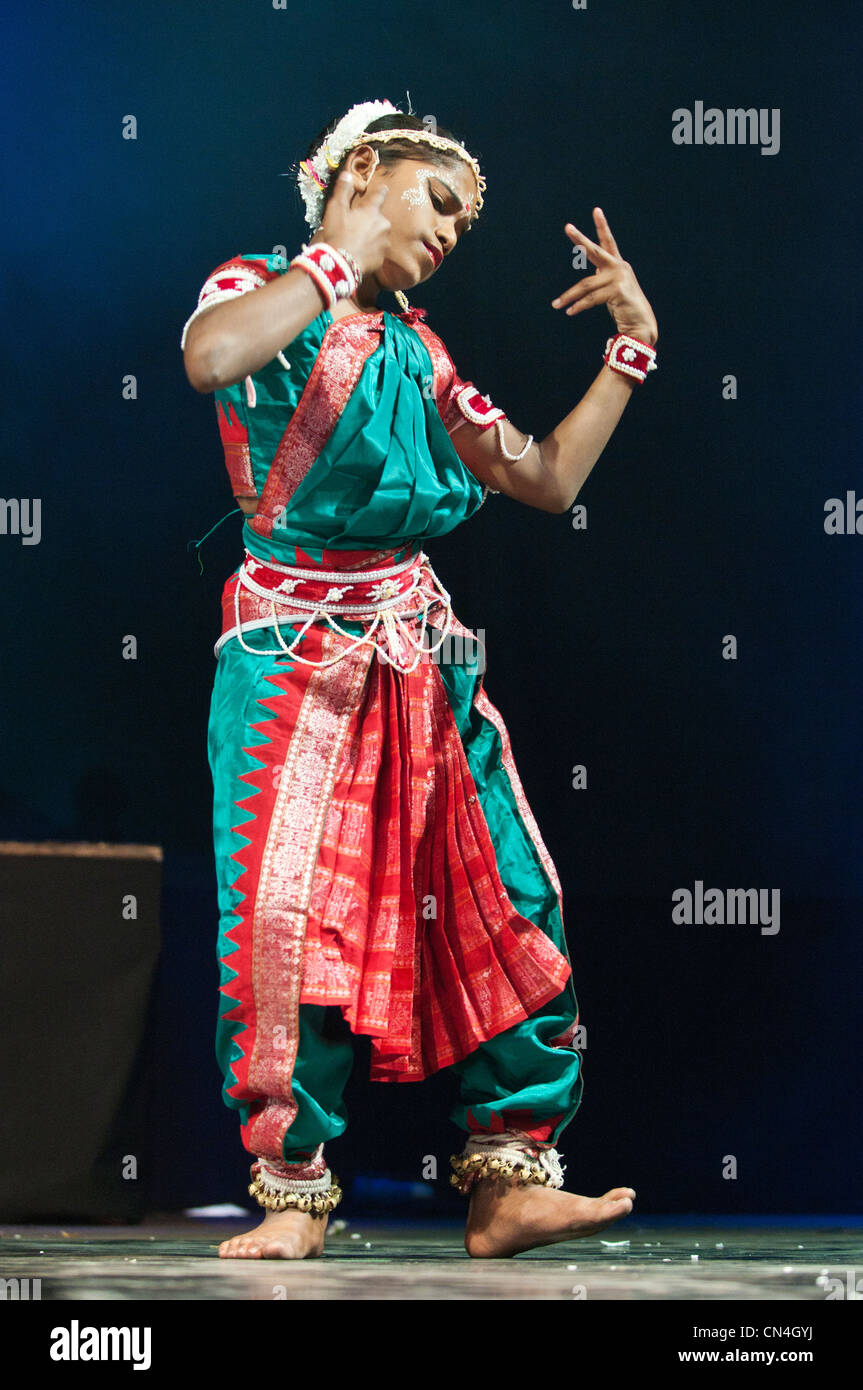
left=208, top=630, right=357, bottom=1258
left=433, top=650, right=634, bottom=1255
left=447, top=982, right=583, bottom=1149
left=277, top=1004, right=354, bottom=1160
left=218, top=1004, right=355, bottom=1260
left=448, top=993, right=634, bottom=1258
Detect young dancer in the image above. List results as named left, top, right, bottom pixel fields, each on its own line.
left=181, top=98, right=657, bottom=1259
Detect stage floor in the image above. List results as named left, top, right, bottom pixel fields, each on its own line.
left=2, top=1215, right=861, bottom=1300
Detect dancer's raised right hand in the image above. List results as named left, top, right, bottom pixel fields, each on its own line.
left=313, top=172, right=391, bottom=275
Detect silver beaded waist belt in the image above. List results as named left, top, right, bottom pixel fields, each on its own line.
left=215, top=548, right=456, bottom=673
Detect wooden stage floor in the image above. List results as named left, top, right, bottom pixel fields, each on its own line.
left=2, top=1214, right=861, bottom=1301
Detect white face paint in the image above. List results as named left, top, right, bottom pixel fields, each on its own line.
left=401, top=166, right=438, bottom=209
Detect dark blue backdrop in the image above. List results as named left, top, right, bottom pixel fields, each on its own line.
left=3, top=0, right=861, bottom=1215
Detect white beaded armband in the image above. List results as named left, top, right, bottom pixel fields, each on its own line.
left=494, top=416, right=533, bottom=462
left=450, top=382, right=533, bottom=477
left=181, top=266, right=292, bottom=404
left=180, top=264, right=270, bottom=351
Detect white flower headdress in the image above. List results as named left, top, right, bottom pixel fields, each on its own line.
left=295, top=98, right=486, bottom=232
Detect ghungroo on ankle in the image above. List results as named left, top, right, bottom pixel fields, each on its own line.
left=249, top=1144, right=342, bottom=1217
left=449, top=1130, right=566, bottom=1196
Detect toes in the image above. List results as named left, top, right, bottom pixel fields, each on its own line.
left=219, top=1237, right=263, bottom=1259
left=608, top=1196, right=633, bottom=1215
left=216, top=1220, right=324, bottom=1260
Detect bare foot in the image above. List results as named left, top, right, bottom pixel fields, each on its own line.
left=465, top=1180, right=636, bottom=1258
left=217, top=1207, right=329, bottom=1259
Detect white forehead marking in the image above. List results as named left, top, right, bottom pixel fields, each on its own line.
left=401, top=166, right=438, bottom=208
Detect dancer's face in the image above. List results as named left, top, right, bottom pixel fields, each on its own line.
left=341, top=145, right=478, bottom=290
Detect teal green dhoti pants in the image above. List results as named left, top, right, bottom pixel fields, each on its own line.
left=210, top=614, right=584, bottom=1172
left=280, top=994, right=584, bottom=1163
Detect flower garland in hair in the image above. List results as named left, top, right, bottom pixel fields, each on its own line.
left=294, top=97, right=486, bottom=232
left=297, top=99, right=401, bottom=232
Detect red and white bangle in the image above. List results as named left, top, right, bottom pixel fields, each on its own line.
left=289, top=241, right=361, bottom=309
left=603, top=333, right=658, bottom=384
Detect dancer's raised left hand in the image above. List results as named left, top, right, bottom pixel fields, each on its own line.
left=552, top=207, right=658, bottom=346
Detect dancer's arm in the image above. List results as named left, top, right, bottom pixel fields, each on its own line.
left=183, top=175, right=391, bottom=393
left=183, top=267, right=331, bottom=393
left=452, top=208, right=658, bottom=514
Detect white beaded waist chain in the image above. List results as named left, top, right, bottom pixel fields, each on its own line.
left=216, top=551, right=456, bottom=673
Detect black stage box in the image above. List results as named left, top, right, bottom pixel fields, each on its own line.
left=0, top=842, right=161, bottom=1220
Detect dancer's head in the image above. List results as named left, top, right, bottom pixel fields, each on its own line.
left=297, top=101, right=484, bottom=291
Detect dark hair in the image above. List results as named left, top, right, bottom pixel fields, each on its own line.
left=304, top=112, right=474, bottom=224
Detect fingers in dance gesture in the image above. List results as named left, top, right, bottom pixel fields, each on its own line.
left=314, top=171, right=393, bottom=276
left=552, top=207, right=658, bottom=346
